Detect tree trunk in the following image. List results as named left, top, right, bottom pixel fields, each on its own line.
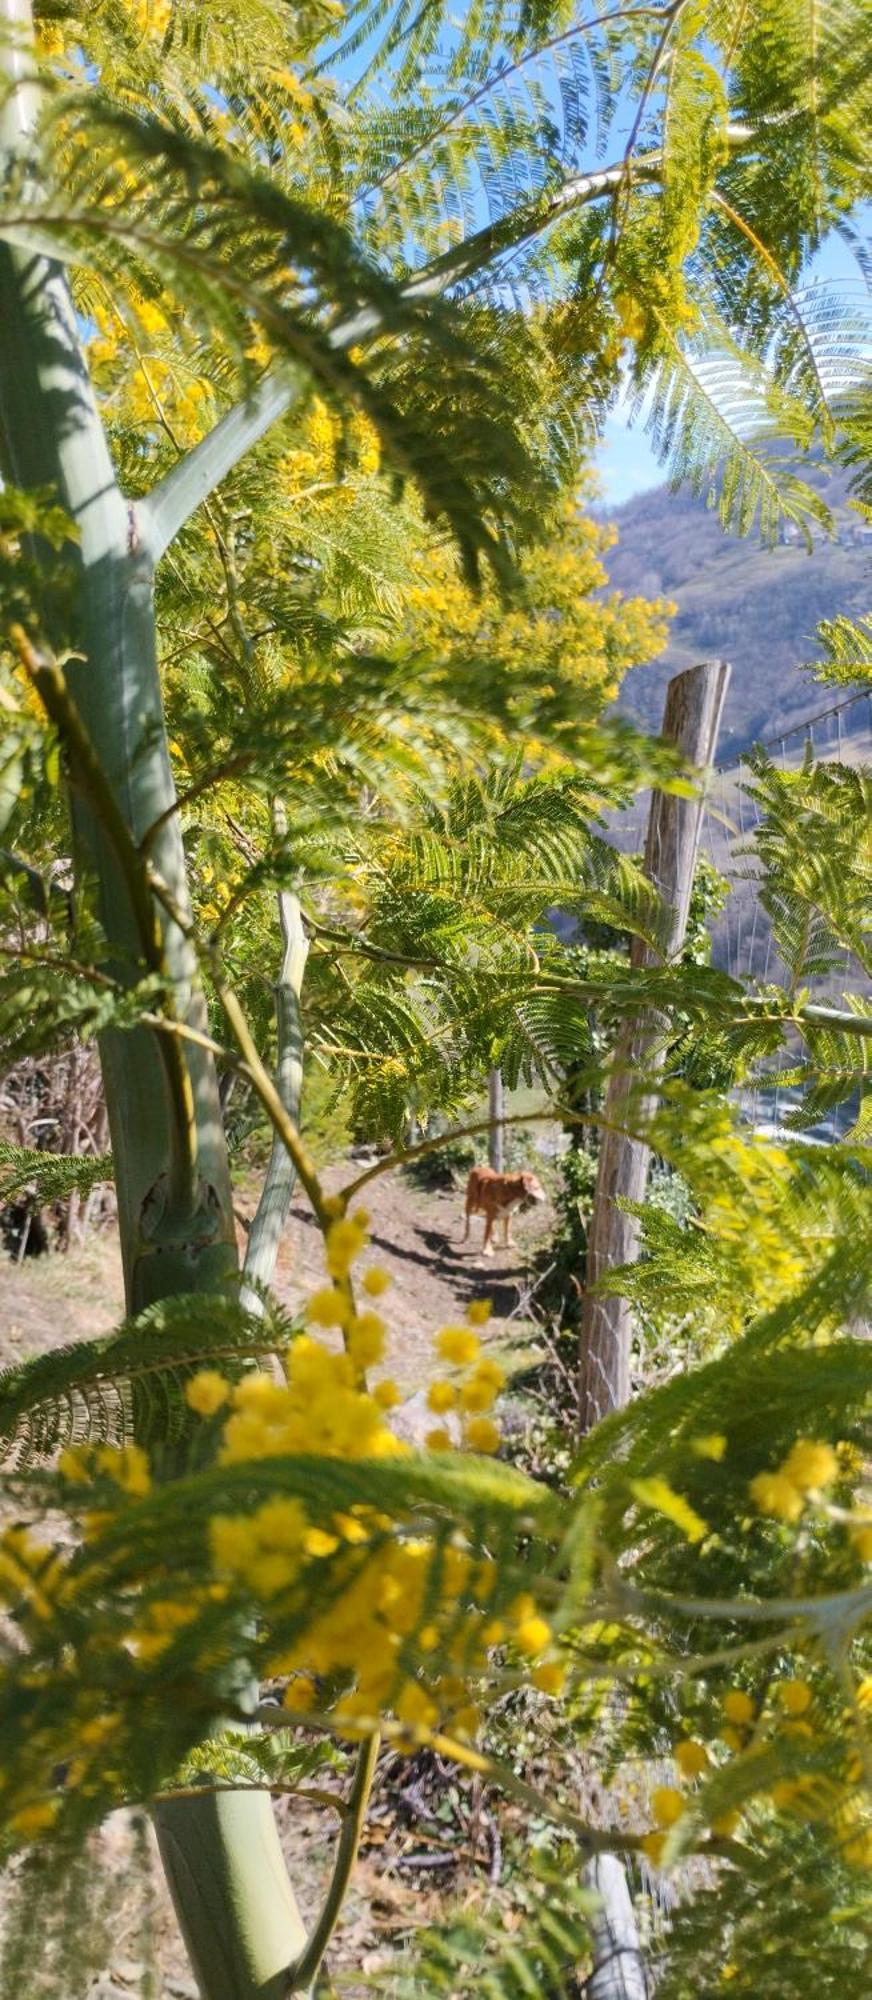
left=578, top=661, right=731, bottom=1431
left=0, top=7, right=309, bottom=1992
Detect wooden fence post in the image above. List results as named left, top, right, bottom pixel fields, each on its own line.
left=586, top=1854, right=649, bottom=2000
left=488, top=1066, right=505, bottom=1172
left=578, top=660, right=730, bottom=1433
left=578, top=662, right=730, bottom=1999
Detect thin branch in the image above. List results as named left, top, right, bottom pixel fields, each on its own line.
left=0, top=846, right=69, bottom=918
left=308, top=917, right=444, bottom=975
left=564, top=1627, right=798, bottom=1679
left=243, top=802, right=310, bottom=1300
left=615, top=1575, right=872, bottom=1629
left=709, top=190, right=832, bottom=421
left=285, top=1733, right=380, bottom=1995
left=794, top=1003, right=872, bottom=1037
left=610, top=0, right=689, bottom=208
left=363, top=4, right=667, bottom=199
left=129, top=119, right=759, bottom=556
left=209, top=947, right=329, bottom=1227
left=261, top=1702, right=638, bottom=1849
left=139, top=750, right=257, bottom=855
left=341, top=1106, right=583, bottom=1199
left=0, top=940, right=123, bottom=989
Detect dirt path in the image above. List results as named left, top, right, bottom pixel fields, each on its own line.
left=0, top=1160, right=557, bottom=1995
left=260, top=1160, right=555, bottom=1392
left=0, top=1163, right=554, bottom=1384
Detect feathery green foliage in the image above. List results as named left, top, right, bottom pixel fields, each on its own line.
left=808, top=612, right=872, bottom=690
left=741, top=752, right=872, bottom=988
left=4, top=0, right=869, bottom=560
left=384, top=1866, right=596, bottom=1997
left=0, top=1139, right=111, bottom=1205
left=0, top=1289, right=297, bottom=1463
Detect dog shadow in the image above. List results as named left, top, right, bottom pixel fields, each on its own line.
left=367, top=1223, right=525, bottom=1317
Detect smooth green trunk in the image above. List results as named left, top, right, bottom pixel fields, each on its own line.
left=0, top=5, right=309, bottom=1991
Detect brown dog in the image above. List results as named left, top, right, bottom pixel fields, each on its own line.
left=462, top=1166, right=546, bottom=1255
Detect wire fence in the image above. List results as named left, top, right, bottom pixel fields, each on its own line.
left=611, top=683, right=871, bottom=1137
left=704, top=688, right=871, bottom=984
left=702, top=687, right=870, bottom=1134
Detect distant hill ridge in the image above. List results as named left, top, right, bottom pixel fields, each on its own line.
left=602, top=464, right=871, bottom=758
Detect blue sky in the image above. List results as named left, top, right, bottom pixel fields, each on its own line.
left=593, top=229, right=869, bottom=508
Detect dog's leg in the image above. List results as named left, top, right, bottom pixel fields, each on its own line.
left=482, top=1209, right=494, bottom=1256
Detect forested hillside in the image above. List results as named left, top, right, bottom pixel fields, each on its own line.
left=604, top=465, right=871, bottom=751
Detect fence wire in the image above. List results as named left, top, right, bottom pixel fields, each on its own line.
left=611, top=686, right=872, bottom=1137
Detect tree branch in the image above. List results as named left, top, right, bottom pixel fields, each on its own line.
left=138, top=123, right=758, bottom=557
left=143, top=367, right=305, bottom=563
left=242, top=805, right=310, bottom=1303
left=284, top=1733, right=380, bottom=1995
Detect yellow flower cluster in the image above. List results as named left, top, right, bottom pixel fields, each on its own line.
left=85, top=296, right=213, bottom=444
left=704, top=1132, right=807, bottom=1307
left=325, top=1208, right=369, bottom=1278
left=277, top=398, right=342, bottom=489
left=275, top=400, right=383, bottom=493
left=643, top=1699, right=742, bottom=1864
left=246, top=331, right=273, bottom=372
left=126, top=1595, right=203, bottom=1664
left=630, top=1475, right=708, bottom=1545
left=36, top=23, right=65, bottom=58
left=209, top=1345, right=405, bottom=1466
left=749, top=1438, right=839, bottom=1523
left=59, top=1442, right=151, bottom=1498
left=88, top=303, right=125, bottom=372
left=186, top=1220, right=508, bottom=1470
left=848, top=1520, right=872, bottom=1563
left=127, top=360, right=213, bottom=442
left=134, top=297, right=169, bottom=339
left=183, top=1223, right=555, bottom=1741
left=404, top=501, right=650, bottom=747
left=184, top=1210, right=404, bottom=1457
left=129, top=0, right=172, bottom=38
left=4, top=1696, right=130, bottom=1846
left=643, top=1673, right=872, bottom=1871
left=204, top=1463, right=561, bottom=1743
left=270, top=1553, right=559, bottom=1744
left=0, top=1207, right=557, bottom=1831
left=211, top=1496, right=309, bottom=1599
left=0, top=1527, right=67, bottom=1623
left=768, top=1748, right=872, bottom=1866
left=8, top=1800, right=59, bottom=1840
left=56, top=1440, right=152, bottom=1544
left=426, top=1310, right=505, bottom=1456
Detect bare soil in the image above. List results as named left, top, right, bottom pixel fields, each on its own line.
left=1, top=1160, right=554, bottom=1384
left=255, top=1158, right=555, bottom=1390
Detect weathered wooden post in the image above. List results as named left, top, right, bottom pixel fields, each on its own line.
left=586, top=1853, right=649, bottom=2000
left=488, top=1065, right=505, bottom=1172
left=578, top=661, right=730, bottom=2000
left=579, top=660, right=730, bottom=1433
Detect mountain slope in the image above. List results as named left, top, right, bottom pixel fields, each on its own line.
left=603, top=466, right=871, bottom=755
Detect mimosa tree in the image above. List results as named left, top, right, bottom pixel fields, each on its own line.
left=0, top=0, right=870, bottom=1995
